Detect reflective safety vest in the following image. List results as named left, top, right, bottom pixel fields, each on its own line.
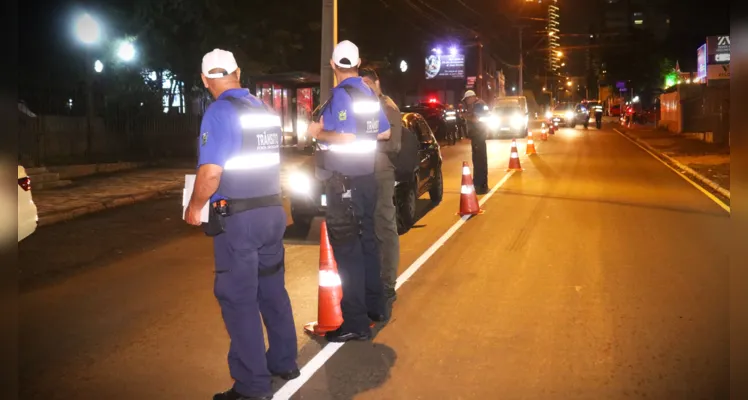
left=319, top=84, right=381, bottom=177
left=217, top=97, right=282, bottom=199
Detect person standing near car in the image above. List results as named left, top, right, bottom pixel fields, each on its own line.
left=462, top=90, right=490, bottom=194
left=307, top=41, right=392, bottom=342
left=184, top=49, right=298, bottom=400
left=359, top=67, right=401, bottom=320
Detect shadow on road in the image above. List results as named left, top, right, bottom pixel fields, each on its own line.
left=279, top=340, right=397, bottom=400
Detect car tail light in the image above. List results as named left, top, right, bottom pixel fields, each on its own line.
left=18, top=177, right=31, bottom=191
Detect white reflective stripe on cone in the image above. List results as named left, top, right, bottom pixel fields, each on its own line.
left=462, top=166, right=471, bottom=175
left=511, top=153, right=519, bottom=159
left=461, top=185, right=474, bottom=194
left=329, top=140, right=377, bottom=154
left=240, top=114, right=282, bottom=129
left=319, top=270, right=342, bottom=287
left=224, top=152, right=281, bottom=170
left=528, top=140, right=534, bottom=144
left=352, top=101, right=381, bottom=114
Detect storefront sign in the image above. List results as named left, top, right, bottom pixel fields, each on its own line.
left=707, top=35, right=730, bottom=64
left=466, top=76, right=476, bottom=89
left=707, top=63, right=730, bottom=80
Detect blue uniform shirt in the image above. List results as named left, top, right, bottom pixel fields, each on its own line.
left=198, top=88, right=278, bottom=202
left=320, top=77, right=390, bottom=176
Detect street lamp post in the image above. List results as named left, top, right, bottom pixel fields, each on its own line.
left=74, top=12, right=101, bottom=161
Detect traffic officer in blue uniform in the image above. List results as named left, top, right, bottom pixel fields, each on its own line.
left=307, top=40, right=392, bottom=342
left=184, top=49, right=299, bottom=400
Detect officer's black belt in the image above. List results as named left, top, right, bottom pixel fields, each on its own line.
left=258, top=259, right=283, bottom=277
left=226, top=194, right=282, bottom=215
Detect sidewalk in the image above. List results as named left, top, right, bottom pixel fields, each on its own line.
left=615, top=123, right=730, bottom=195
left=34, top=151, right=311, bottom=227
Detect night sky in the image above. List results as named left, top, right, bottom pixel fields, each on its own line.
left=19, top=0, right=729, bottom=87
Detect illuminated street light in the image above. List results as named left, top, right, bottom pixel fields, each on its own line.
left=633, top=96, right=640, bottom=103
left=512, top=86, right=516, bottom=92
left=556, top=50, right=563, bottom=57
left=94, top=59, right=103, bottom=73
left=399, top=60, right=408, bottom=73
left=73, top=13, right=101, bottom=45
left=566, top=81, right=572, bottom=87
left=117, top=41, right=136, bottom=62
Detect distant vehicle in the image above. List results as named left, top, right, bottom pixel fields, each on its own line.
left=18, top=165, right=38, bottom=242
left=609, top=104, right=622, bottom=117
left=402, top=99, right=456, bottom=144
left=550, top=102, right=577, bottom=127
left=494, top=96, right=529, bottom=117
left=481, top=104, right=529, bottom=138
left=288, top=112, right=443, bottom=235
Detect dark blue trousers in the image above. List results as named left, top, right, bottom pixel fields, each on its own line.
left=213, top=206, right=298, bottom=397
left=331, top=174, right=384, bottom=333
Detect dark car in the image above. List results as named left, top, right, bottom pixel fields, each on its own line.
left=288, top=112, right=443, bottom=235
left=402, top=101, right=457, bottom=144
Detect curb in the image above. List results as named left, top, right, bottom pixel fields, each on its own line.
left=38, top=187, right=182, bottom=227
left=614, top=128, right=730, bottom=199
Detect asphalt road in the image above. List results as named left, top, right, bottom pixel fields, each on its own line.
left=19, top=122, right=729, bottom=399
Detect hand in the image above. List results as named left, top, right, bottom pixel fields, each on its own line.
left=185, top=204, right=203, bottom=226
left=307, top=116, right=324, bottom=139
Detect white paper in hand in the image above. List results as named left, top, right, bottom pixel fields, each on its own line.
left=183, top=174, right=209, bottom=223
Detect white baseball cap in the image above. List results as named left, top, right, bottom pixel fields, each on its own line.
left=332, top=40, right=360, bottom=68
left=462, top=90, right=477, bottom=100
left=202, top=49, right=238, bottom=79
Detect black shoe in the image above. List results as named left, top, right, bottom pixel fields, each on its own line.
left=325, top=328, right=371, bottom=342
left=213, top=388, right=272, bottom=400
left=271, top=368, right=300, bottom=381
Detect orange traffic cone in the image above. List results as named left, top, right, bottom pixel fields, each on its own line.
left=540, top=123, right=548, bottom=141
left=458, top=162, right=482, bottom=216
left=507, top=139, right=523, bottom=171
left=304, top=221, right=344, bottom=336
left=526, top=131, right=537, bottom=155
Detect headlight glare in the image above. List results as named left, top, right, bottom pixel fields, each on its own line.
left=289, top=171, right=311, bottom=195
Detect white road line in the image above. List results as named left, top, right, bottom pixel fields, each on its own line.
left=273, top=169, right=517, bottom=400
left=613, top=128, right=730, bottom=214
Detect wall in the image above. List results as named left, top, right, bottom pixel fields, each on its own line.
left=658, top=91, right=681, bottom=133
left=18, top=113, right=200, bottom=167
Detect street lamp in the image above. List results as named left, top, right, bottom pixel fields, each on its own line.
left=566, top=81, right=572, bottom=87
left=556, top=50, right=563, bottom=57
left=399, top=60, right=408, bottom=73
left=74, top=13, right=101, bottom=45
left=117, top=41, right=136, bottom=62
left=94, top=59, right=103, bottom=73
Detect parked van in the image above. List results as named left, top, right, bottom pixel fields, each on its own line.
left=494, top=96, right=528, bottom=117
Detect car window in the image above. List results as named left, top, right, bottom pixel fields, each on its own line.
left=415, top=118, right=433, bottom=143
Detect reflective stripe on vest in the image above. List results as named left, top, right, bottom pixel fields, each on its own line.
left=328, top=139, right=378, bottom=154
left=218, top=96, right=282, bottom=199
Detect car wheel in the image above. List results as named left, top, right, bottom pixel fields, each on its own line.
left=291, top=211, right=312, bottom=234
left=395, top=182, right=417, bottom=235
left=428, top=167, right=444, bottom=204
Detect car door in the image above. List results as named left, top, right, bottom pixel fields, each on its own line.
left=414, top=116, right=436, bottom=192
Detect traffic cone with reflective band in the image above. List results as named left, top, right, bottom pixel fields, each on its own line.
left=304, top=221, right=344, bottom=336
left=507, top=139, right=523, bottom=171
left=526, top=131, right=537, bottom=155
left=540, top=123, right=549, bottom=141
left=458, top=161, right=483, bottom=216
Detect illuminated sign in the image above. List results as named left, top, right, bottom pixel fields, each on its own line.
left=707, top=35, right=730, bottom=65
left=425, top=46, right=465, bottom=80
left=696, top=44, right=707, bottom=80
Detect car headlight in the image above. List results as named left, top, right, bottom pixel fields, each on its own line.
left=479, top=115, right=500, bottom=130
left=565, top=111, right=574, bottom=120
left=544, top=111, right=552, bottom=119
left=288, top=171, right=312, bottom=195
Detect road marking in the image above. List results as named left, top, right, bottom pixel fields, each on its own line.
left=273, top=169, right=517, bottom=399
left=613, top=128, right=730, bottom=214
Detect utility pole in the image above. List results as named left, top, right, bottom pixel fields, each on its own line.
left=518, top=26, right=525, bottom=96
left=320, top=0, right=338, bottom=104
left=476, top=33, right=484, bottom=99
